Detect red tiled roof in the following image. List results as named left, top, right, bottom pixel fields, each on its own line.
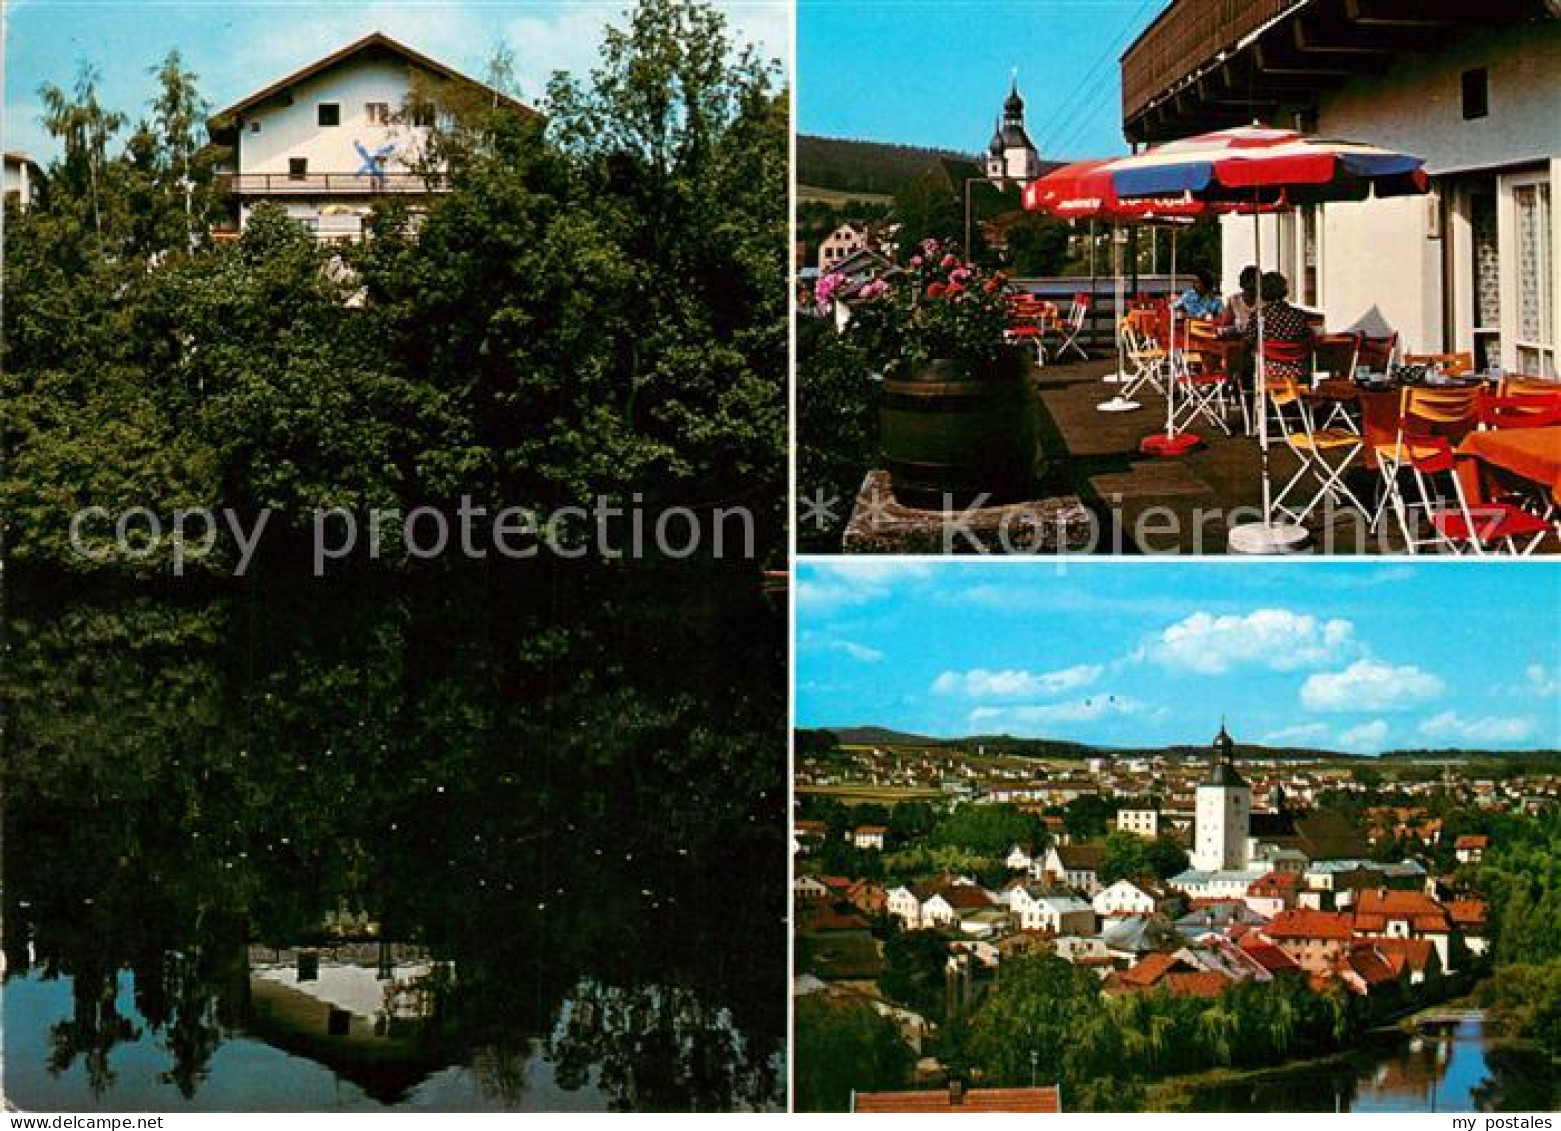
left=854, top=1086, right=1061, bottom=1113
left=1353, top=889, right=1450, bottom=934
left=1373, top=938, right=1435, bottom=975
left=820, top=875, right=854, bottom=891
left=1340, top=944, right=1400, bottom=987
left=1251, top=871, right=1299, bottom=893
left=1454, top=835, right=1489, bottom=849
left=939, top=886, right=996, bottom=911
left=1239, top=938, right=1301, bottom=973
left=1445, top=899, right=1488, bottom=928
left=1266, top=909, right=1354, bottom=941
left=1120, top=951, right=1188, bottom=987
left=854, top=825, right=889, bottom=835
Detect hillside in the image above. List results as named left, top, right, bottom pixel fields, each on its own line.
left=799, top=727, right=1550, bottom=764
left=797, top=134, right=977, bottom=198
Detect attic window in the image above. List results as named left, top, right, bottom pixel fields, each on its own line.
left=318, top=102, right=341, bottom=127
left=1462, top=68, right=1488, bottom=120
left=366, top=102, right=391, bottom=125
left=249, top=120, right=261, bottom=134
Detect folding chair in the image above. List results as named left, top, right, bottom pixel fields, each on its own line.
left=1175, top=325, right=1238, bottom=436
left=1054, top=293, right=1091, bottom=363
left=1310, top=332, right=1362, bottom=434
left=1356, top=331, right=1399, bottom=374
left=1499, top=373, right=1561, bottom=397
left=1005, top=296, right=1051, bottom=366
left=1265, top=374, right=1367, bottom=521
left=1118, top=307, right=1168, bottom=400
left=1370, top=386, right=1481, bottom=553
left=1404, top=351, right=1474, bottom=376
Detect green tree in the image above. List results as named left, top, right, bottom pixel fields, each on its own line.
left=879, top=930, right=950, bottom=1023
left=794, top=997, right=913, bottom=1112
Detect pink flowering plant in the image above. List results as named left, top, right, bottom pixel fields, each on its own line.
left=843, top=238, right=1014, bottom=374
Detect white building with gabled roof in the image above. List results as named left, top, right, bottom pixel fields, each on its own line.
left=207, top=31, right=536, bottom=243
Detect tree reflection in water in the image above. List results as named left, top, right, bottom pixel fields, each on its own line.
left=2, top=564, right=785, bottom=1111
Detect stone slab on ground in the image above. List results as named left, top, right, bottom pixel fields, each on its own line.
left=842, top=470, right=1094, bottom=554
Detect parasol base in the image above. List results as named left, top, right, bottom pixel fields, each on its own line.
left=1097, top=397, right=1141, bottom=413
left=1227, top=520, right=1310, bottom=556
left=1140, top=432, right=1202, bottom=457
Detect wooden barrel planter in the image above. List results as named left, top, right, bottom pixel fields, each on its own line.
left=880, top=349, right=1037, bottom=510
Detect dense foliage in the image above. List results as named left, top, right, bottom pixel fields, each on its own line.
left=794, top=996, right=915, bottom=1112
left=2, top=0, right=787, bottom=575
left=959, top=955, right=1356, bottom=1112
left=795, top=315, right=877, bottom=552
left=1470, top=808, right=1561, bottom=1105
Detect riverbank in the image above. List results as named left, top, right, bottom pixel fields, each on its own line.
left=1143, top=989, right=1494, bottom=1113
left=1141, top=1029, right=1405, bottom=1112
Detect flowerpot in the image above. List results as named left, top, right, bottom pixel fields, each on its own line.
left=880, top=349, right=1037, bottom=510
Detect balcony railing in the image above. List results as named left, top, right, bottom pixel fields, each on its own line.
left=217, top=171, right=449, bottom=196
left=1121, top=0, right=1303, bottom=126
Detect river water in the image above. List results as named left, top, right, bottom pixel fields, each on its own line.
left=1184, top=1020, right=1548, bottom=1112
left=1, top=565, right=786, bottom=1111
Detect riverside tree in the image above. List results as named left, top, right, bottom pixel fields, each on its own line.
left=2, top=0, right=786, bottom=576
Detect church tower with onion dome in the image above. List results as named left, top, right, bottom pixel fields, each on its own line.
left=986, top=74, right=1043, bottom=187
left=1192, top=721, right=1252, bottom=871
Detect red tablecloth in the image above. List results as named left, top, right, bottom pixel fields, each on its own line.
left=1457, top=426, right=1561, bottom=504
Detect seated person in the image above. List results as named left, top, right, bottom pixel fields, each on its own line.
left=1218, top=265, right=1259, bottom=337
left=1246, top=271, right=1313, bottom=383
left=1172, top=267, right=1223, bottom=323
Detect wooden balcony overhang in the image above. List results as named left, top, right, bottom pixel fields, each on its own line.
left=1121, top=0, right=1553, bottom=144
left=217, top=171, right=449, bottom=196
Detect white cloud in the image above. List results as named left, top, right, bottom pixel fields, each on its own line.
left=797, top=561, right=933, bottom=615
left=1260, top=722, right=1330, bottom=746
left=932, top=664, right=1103, bottom=700
left=1524, top=664, right=1560, bottom=697
left=1300, top=659, right=1445, bottom=712
left=828, top=640, right=885, bottom=664
left=1419, top=711, right=1535, bottom=746
left=1143, top=609, right=1355, bottom=675
left=967, top=695, right=1144, bottom=731
left=1339, top=719, right=1390, bottom=753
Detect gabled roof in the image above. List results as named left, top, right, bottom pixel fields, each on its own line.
left=854, top=1086, right=1061, bottom=1113
left=1265, top=909, right=1353, bottom=942
left=208, top=31, right=536, bottom=140
left=1445, top=899, right=1488, bottom=929
left=1373, top=938, right=1436, bottom=976
left=1340, top=943, right=1400, bottom=988
left=938, top=885, right=996, bottom=912
left=1051, top=843, right=1104, bottom=871
left=1353, top=889, right=1451, bottom=934
left=1238, top=937, right=1301, bottom=974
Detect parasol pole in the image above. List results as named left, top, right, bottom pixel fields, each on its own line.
left=1228, top=189, right=1307, bottom=553
left=1256, top=206, right=1270, bottom=518
left=1166, top=226, right=1178, bottom=437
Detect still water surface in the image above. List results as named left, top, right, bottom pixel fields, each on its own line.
left=2, top=565, right=785, bottom=1111
left=1185, top=1020, right=1545, bottom=1112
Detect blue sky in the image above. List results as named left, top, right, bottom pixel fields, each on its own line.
left=798, top=0, right=1160, bottom=158
left=797, top=561, right=1561, bottom=756
left=3, top=0, right=790, bottom=163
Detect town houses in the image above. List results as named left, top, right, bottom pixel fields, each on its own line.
left=795, top=721, right=1517, bottom=1085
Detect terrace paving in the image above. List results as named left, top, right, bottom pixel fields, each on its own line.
left=1029, top=358, right=1559, bottom=556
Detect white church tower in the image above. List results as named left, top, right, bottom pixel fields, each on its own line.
left=1191, top=722, right=1250, bottom=871
left=986, top=74, right=1043, bottom=188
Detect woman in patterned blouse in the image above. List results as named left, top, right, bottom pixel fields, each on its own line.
left=1246, top=271, right=1313, bottom=382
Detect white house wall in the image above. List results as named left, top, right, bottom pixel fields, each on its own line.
left=240, top=55, right=436, bottom=175
left=1222, top=22, right=1561, bottom=361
